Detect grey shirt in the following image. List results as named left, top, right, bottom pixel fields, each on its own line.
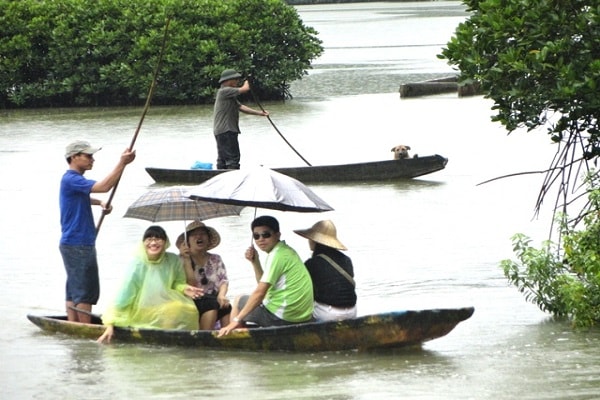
left=213, top=86, right=242, bottom=136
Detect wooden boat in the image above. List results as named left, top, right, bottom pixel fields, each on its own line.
left=399, top=76, right=481, bottom=98
left=145, top=154, right=448, bottom=184
left=27, top=307, right=473, bottom=352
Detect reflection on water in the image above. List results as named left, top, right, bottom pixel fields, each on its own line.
left=46, top=341, right=462, bottom=399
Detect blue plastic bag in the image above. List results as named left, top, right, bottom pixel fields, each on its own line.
left=191, top=161, right=213, bottom=170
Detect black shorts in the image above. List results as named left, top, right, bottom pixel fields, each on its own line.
left=194, top=295, right=232, bottom=319
left=237, top=295, right=293, bottom=327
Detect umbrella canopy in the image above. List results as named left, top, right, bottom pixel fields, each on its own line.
left=124, top=186, right=244, bottom=222
left=186, top=166, right=334, bottom=213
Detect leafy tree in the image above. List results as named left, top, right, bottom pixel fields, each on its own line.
left=501, top=175, right=600, bottom=328
left=0, top=0, right=323, bottom=108
left=440, top=0, right=600, bottom=326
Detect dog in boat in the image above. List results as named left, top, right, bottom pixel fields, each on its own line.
left=391, top=145, right=413, bottom=160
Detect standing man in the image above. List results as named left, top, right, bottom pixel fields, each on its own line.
left=218, top=216, right=314, bottom=336
left=60, top=140, right=136, bottom=323
left=213, top=68, right=269, bottom=169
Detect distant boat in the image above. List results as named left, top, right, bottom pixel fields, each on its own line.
left=27, top=307, right=473, bottom=352
left=145, top=154, right=448, bottom=185
left=399, top=76, right=481, bottom=98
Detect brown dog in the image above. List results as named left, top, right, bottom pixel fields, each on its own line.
left=391, top=145, right=411, bottom=160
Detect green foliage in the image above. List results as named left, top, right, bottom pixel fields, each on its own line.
left=442, top=0, right=600, bottom=326
left=501, top=176, right=600, bottom=328
left=500, top=235, right=571, bottom=317
left=0, top=0, right=322, bottom=108
left=440, top=0, right=600, bottom=152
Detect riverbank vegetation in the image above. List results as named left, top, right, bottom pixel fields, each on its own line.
left=0, top=0, right=323, bottom=108
left=441, top=0, right=600, bottom=327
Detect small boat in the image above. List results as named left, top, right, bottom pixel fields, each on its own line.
left=145, top=154, right=448, bottom=185
left=27, top=307, right=474, bottom=352
left=399, top=76, right=481, bottom=98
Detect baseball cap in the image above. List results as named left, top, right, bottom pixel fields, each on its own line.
left=65, top=140, right=102, bottom=159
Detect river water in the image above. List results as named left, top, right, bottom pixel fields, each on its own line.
left=2, top=2, right=600, bottom=399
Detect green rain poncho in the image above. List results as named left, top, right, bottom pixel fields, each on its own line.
left=102, top=241, right=199, bottom=330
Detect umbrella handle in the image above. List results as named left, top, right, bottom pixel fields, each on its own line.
left=249, top=207, right=259, bottom=245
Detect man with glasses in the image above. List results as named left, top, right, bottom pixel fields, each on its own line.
left=59, top=140, right=136, bottom=323
left=218, top=216, right=314, bottom=336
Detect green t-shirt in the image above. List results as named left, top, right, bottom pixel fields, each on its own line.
left=261, top=241, right=314, bottom=322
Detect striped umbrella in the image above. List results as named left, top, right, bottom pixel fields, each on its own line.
left=124, top=186, right=244, bottom=223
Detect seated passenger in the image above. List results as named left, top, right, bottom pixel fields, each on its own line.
left=177, top=220, right=232, bottom=330
left=218, top=216, right=314, bottom=336
left=97, top=225, right=203, bottom=343
left=294, top=220, right=357, bottom=321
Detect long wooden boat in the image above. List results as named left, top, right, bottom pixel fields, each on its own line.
left=399, top=76, right=482, bottom=98
left=145, top=154, right=448, bottom=184
left=27, top=307, right=473, bottom=352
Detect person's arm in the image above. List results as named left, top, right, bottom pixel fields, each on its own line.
left=236, top=80, right=268, bottom=116
left=239, top=104, right=268, bottom=116
left=180, top=254, right=196, bottom=286
left=237, top=79, right=251, bottom=94
left=90, top=198, right=113, bottom=214
left=212, top=255, right=230, bottom=308
left=97, top=325, right=114, bottom=344
left=217, top=282, right=229, bottom=308
left=218, top=282, right=269, bottom=337
left=183, top=284, right=204, bottom=299
left=172, top=254, right=204, bottom=298
left=91, top=148, right=136, bottom=193
left=245, top=246, right=264, bottom=283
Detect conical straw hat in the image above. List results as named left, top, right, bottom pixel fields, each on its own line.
left=294, top=220, right=347, bottom=250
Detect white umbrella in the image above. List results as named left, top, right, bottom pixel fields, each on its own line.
left=186, top=166, right=334, bottom=213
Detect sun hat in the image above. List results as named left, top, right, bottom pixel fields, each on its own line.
left=182, top=220, right=221, bottom=250
left=218, top=69, right=242, bottom=84
left=65, top=140, right=102, bottom=159
left=294, top=220, right=347, bottom=250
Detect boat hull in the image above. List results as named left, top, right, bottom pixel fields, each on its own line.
left=27, top=307, right=473, bottom=352
left=145, top=155, right=448, bottom=184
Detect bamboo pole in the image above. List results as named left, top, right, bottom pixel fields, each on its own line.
left=96, top=18, right=171, bottom=234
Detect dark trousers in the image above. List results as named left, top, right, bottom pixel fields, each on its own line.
left=215, top=131, right=241, bottom=169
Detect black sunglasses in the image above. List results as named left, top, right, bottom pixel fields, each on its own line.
left=253, top=231, right=272, bottom=240
left=196, top=267, right=208, bottom=285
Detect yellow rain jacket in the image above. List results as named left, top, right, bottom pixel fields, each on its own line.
left=102, top=242, right=199, bottom=330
